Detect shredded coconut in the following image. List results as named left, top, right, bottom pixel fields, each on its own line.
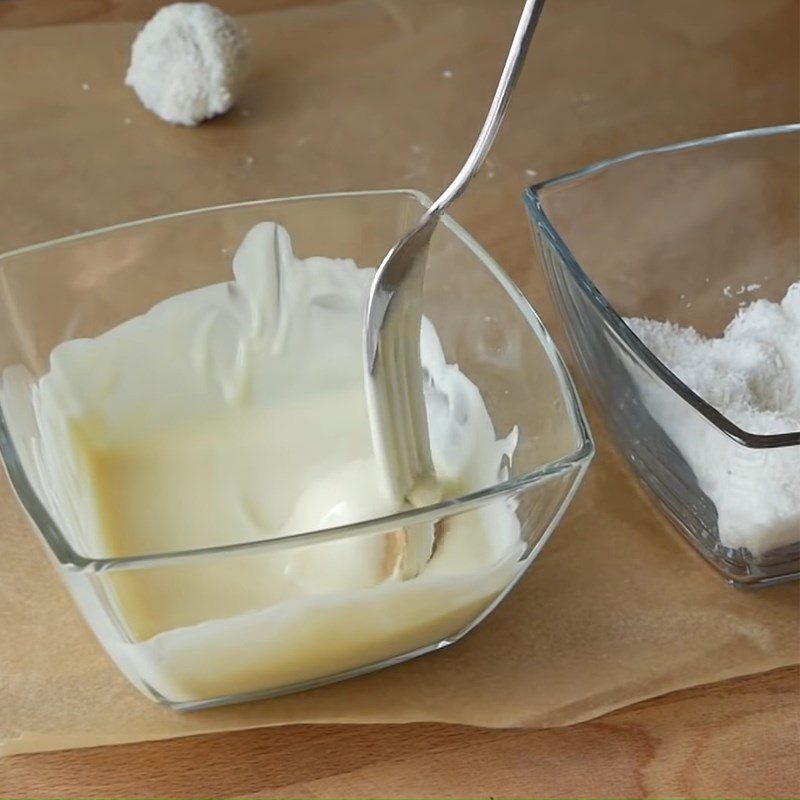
left=125, top=3, right=249, bottom=126
left=626, top=282, right=800, bottom=554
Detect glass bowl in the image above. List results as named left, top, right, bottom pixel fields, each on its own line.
left=0, top=190, right=593, bottom=709
left=527, top=124, right=800, bottom=587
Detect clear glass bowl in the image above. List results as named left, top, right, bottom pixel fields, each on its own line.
left=527, top=125, right=800, bottom=587
left=0, top=190, right=593, bottom=708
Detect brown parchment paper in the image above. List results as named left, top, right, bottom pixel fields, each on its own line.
left=0, top=0, right=798, bottom=756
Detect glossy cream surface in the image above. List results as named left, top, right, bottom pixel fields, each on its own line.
left=6, top=223, right=522, bottom=702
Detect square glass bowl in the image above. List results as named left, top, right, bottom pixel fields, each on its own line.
left=0, top=190, right=593, bottom=708
left=527, top=125, right=800, bottom=587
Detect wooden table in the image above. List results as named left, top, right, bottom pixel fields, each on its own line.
left=0, top=1, right=798, bottom=797
left=0, top=668, right=800, bottom=797
left=0, top=667, right=796, bottom=797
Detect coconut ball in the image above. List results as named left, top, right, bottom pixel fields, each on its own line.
left=125, top=2, right=250, bottom=126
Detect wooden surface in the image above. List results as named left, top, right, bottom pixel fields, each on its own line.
left=0, top=668, right=797, bottom=798
left=1, top=1, right=799, bottom=797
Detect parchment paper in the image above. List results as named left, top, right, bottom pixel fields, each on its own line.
left=0, top=0, right=798, bottom=756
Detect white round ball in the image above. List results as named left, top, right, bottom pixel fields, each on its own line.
left=125, top=2, right=250, bottom=126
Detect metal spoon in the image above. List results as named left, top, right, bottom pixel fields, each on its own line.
left=364, top=0, right=547, bottom=507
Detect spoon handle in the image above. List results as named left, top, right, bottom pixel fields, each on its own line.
left=428, top=0, right=547, bottom=218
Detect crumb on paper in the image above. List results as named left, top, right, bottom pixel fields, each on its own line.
left=125, top=2, right=250, bottom=126
left=442, top=69, right=453, bottom=79
left=244, top=155, right=255, bottom=168
left=82, top=82, right=90, bottom=92
left=724, top=282, right=763, bottom=298
left=525, top=168, right=537, bottom=178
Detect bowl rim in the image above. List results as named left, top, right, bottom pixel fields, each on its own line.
left=525, top=123, right=800, bottom=450
left=0, top=189, right=594, bottom=572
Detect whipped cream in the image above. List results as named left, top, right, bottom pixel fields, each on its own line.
left=4, top=222, right=522, bottom=703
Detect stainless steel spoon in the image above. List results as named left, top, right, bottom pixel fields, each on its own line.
left=364, top=0, right=547, bottom=507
